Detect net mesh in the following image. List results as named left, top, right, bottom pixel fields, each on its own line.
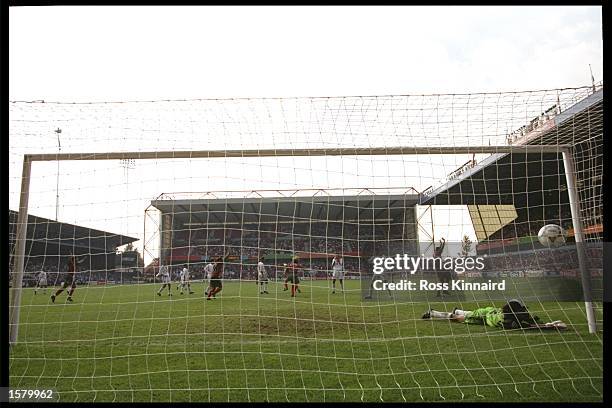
left=8, top=85, right=603, bottom=402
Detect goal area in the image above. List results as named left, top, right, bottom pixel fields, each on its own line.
left=8, top=86, right=603, bottom=402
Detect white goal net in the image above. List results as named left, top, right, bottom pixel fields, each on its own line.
left=8, top=85, right=603, bottom=402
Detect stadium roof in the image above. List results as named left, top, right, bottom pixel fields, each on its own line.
left=515, top=88, right=603, bottom=146
left=8, top=210, right=138, bottom=254
left=418, top=152, right=568, bottom=206
left=420, top=87, right=602, bottom=207
left=150, top=192, right=421, bottom=224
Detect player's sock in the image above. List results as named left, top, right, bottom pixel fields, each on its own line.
left=291, top=285, right=296, bottom=297
left=207, top=288, right=217, bottom=299
left=283, top=282, right=288, bottom=291
left=50, top=294, right=56, bottom=303
left=430, top=310, right=453, bottom=319
left=340, top=280, right=344, bottom=292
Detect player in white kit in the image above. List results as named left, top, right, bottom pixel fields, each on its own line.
left=257, top=256, right=269, bottom=294
left=331, top=255, right=344, bottom=294
left=156, top=264, right=172, bottom=296
left=34, top=270, right=48, bottom=295
left=178, top=266, right=194, bottom=295
left=203, top=261, right=215, bottom=297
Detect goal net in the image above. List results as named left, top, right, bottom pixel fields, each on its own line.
left=8, top=85, right=603, bottom=402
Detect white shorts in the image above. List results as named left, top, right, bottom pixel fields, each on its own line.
left=332, top=270, right=345, bottom=279
left=38, top=279, right=48, bottom=286
left=258, top=273, right=268, bottom=282
left=160, top=275, right=171, bottom=284
left=180, top=277, right=189, bottom=284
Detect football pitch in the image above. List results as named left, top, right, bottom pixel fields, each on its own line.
left=9, top=280, right=603, bottom=402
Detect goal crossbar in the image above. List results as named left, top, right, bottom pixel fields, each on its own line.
left=25, top=145, right=571, bottom=162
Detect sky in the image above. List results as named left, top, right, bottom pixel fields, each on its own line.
left=9, top=6, right=602, bottom=101
left=8, top=6, right=603, bottom=264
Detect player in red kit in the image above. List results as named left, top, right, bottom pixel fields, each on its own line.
left=207, top=253, right=229, bottom=300
left=283, top=257, right=302, bottom=297
left=51, top=255, right=80, bottom=303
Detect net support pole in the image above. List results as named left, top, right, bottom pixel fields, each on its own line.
left=9, top=155, right=32, bottom=345
left=143, top=206, right=147, bottom=285
left=562, top=148, right=597, bottom=334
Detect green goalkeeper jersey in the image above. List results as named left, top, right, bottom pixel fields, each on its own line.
left=463, top=307, right=504, bottom=328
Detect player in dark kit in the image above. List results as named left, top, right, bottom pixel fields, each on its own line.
left=51, top=255, right=80, bottom=303
left=207, top=253, right=229, bottom=300
left=283, top=257, right=301, bottom=297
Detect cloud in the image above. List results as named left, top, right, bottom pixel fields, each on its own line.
left=9, top=6, right=602, bottom=100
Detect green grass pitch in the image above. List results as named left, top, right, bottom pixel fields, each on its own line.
left=9, top=280, right=603, bottom=402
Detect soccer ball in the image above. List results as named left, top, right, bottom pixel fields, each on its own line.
left=537, top=224, right=566, bottom=248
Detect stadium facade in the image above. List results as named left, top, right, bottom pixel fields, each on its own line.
left=150, top=193, right=420, bottom=279
left=8, top=210, right=138, bottom=285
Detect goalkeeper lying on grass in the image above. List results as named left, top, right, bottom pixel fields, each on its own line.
left=422, top=299, right=567, bottom=330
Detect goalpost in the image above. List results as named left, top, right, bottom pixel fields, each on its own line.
left=8, top=87, right=603, bottom=402
left=8, top=145, right=597, bottom=343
